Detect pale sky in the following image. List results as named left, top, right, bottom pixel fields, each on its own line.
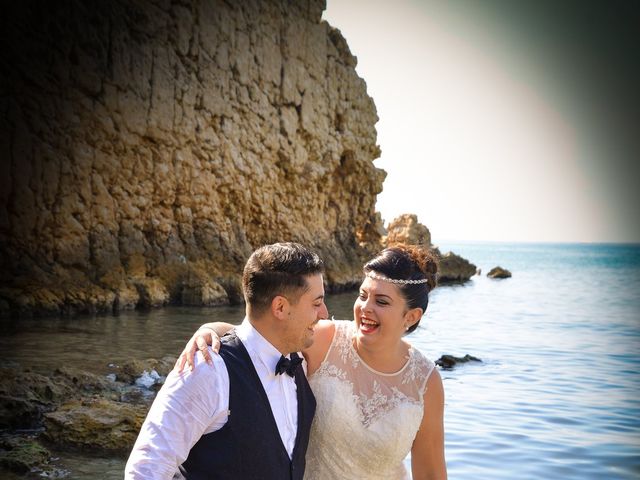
left=323, top=0, right=640, bottom=243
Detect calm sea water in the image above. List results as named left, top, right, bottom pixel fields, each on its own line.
left=1, top=242, right=639, bottom=479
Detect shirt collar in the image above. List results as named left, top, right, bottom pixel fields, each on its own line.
left=236, top=318, right=284, bottom=374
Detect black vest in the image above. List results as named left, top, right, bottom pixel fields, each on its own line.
left=179, top=332, right=316, bottom=480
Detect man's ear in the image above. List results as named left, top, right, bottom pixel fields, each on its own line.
left=271, top=295, right=290, bottom=320
left=404, top=307, right=423, bottom=330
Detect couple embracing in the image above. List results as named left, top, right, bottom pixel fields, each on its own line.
left=125, top=242, right=447, bottom=479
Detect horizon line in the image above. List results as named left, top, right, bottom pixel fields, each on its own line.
left=431, top=239, right=640, bottom=247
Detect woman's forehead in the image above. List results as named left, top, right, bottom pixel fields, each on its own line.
left=360, top=276, right=400, bottom=295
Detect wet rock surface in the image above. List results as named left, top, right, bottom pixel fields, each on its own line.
left=0, top=358, right=173, bottom=475
left=435, top=354, right=482, bottom=369
left=0, top=435, right=52, bottom=475
left=114, top=356, right=176, bottom=385
left=44, top=398, right=147, bottom=454
left=435, top=250, right=478, bottom=284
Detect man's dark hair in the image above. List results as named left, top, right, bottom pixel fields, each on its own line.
left=243, top=242, right=324, bottom=315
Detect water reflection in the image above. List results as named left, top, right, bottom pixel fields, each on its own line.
left=0, top=293, right=358, bottom=374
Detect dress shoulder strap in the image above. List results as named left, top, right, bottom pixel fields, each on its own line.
left=402, top=346, right=436, bottom=395
left=315, top=320, right=357, bottom=372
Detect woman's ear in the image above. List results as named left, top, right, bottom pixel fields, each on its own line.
left=271, top=295, right=290, bottom=320
left=404, top=307, right=423, bottom=330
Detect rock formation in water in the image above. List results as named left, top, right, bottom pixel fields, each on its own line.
left=434, top=354, right=482, bottom=369
left=384, top=213, right=432, bottom=246
left=487, top=266, right=512, bottom=279
left=0, top=0, right=386, bottom=317
left=383, top=213, right=477, bottom=284
left=0, top=362, right=166, bottom=473
left=435, top=250, right=477, bottom=283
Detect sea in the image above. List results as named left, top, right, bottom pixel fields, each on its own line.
left=1, top=242, right=639, bottom=479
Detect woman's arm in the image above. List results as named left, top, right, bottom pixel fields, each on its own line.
left=411, top=368, right=447, bottom=480
left=176, top=318, right=337, bottom=376
left=175, top=322, right=235, bottom=372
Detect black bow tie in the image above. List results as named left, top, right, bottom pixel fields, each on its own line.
left=275, top=352, right=303, bottom=377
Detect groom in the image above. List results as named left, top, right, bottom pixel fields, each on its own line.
left=125, top=243, right=327, bottom=479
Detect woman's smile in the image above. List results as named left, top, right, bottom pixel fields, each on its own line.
left=359, top=316, right=380, bottom=334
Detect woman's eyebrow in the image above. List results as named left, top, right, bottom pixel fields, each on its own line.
left=374, top=293, right=392, bottom=300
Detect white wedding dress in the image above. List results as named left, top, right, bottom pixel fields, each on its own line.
left=305, top=320, right=435, bottom=480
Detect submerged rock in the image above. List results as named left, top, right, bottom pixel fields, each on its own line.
left=115, top=356, right=176, bottom=384
left=0, top=364, right=149, bottom=473
left=52, top=367, right=121, bottom=396
left=487, top=266, right=512, bottom=279
left=0, top=365, right=125, bottom=431
left=0, top=436, right=51, bottom=474
left=435, top=354, right=482, bottom=369
left=0, top=367, right=72, bottom=430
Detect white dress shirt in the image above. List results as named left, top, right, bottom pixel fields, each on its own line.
left=124, top=319, right=300, bottom=480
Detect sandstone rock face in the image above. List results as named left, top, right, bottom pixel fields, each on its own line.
left=0, top=0, right=385, bottom=316
left=384, top=213, right=431, bottom=247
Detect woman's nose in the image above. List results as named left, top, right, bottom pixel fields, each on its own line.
left=361, top=298, right=373, bottom=313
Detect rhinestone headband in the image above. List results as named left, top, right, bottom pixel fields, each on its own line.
left=365, top=271, right=430, bottom=285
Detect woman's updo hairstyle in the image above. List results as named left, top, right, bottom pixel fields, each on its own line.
left=363, top=244, right=438, bottom=334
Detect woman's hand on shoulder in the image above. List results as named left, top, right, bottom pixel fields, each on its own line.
left=175, top=323, right=225, bottom=372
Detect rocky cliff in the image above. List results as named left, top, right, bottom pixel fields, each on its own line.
left=0, top=0, right=386, bottom=316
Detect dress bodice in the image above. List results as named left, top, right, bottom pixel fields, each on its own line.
left=305, top=320, right=435, bottom=480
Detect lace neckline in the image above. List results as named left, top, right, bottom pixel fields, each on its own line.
left=350, top=334, right=413, bottom=377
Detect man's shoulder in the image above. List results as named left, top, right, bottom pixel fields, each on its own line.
left=167, top=348, right=228, bottom=386
left=219, top=331, right=249, bottom=356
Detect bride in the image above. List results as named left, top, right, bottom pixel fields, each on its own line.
left=179, top=245, right=447, bottom=479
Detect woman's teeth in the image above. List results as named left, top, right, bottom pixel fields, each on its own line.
left=360, top=318, right=379, bottom=332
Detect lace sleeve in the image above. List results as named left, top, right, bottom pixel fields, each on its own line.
left=415, top=349, right=436, bottom=395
